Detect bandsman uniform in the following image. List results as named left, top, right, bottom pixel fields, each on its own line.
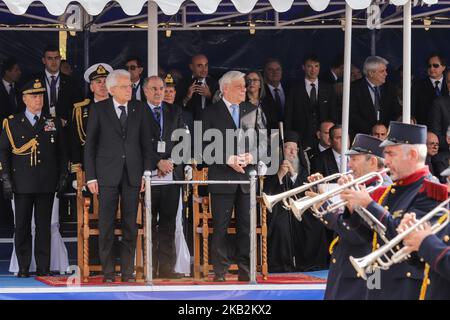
left=353, top=122, right=448, bottom=300
left=323, top=134, right=390, bottom=300
left=0, top=79, right=68, bottom=277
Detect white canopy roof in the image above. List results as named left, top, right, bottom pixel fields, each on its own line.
left=2, top=0, right=439, bottom=16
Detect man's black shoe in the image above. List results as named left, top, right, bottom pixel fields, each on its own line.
left=238, top=273, right=250, bottom=282
left=121, top=275, right=136, bottom=283
left=36, top=269, right=52, bottom=277
left=158, top=271, right=184, bottom=279
left=17, top=270, right=29, bottom=278
left=103, top=274, right=115, bottom=283
left=213, top=274, right=226, bottom=282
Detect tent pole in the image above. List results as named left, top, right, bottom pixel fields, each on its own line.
left=340, top=4, right=352, bottom=173
left=402, top=1, right=412, bottom=124
left=148, top=0, right=158, bottom=76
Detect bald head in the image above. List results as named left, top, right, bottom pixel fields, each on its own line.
left=190, top=54, right=209, bottom=79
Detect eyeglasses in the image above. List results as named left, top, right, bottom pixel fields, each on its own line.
left=428, top=63, right=442, bottom=69
left=246, top=78, right=260, bottom=83
left=125, top=65, right=140, bottom=71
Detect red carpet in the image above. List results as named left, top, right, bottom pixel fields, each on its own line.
left=36, top=273, right=326, bottom=287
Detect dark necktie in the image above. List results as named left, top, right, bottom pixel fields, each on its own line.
left=118, top=105, right=127, bottom=129
left=310, top=83, right=317, bottom=105
left=132, top=83, right=138, bottom=100
left=153, top=106, right=161, bottom=124
left=273, top=87, right=283, bottom=121
left=33, top=115, right=39, bottom=128
left=434, top=80, right=441, bottom=97
left=8, top=83, right=17, bottom=112
left=50, top=76, right=57, bottom=107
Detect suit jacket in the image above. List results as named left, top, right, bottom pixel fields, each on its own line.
left=0, top=81, right=22, bottom=120
left=412, top=78, right=449, bottom=126
left=285, top=80, right=337, bottom=148
left=132, top=78, right=146, bottom=101
left=145, top=101, right=186, bottom=180
left=84, top=98, right=157, bottom=187
left=202, top=100, right=261, bottom=194
left=349, top=78, right=400, bottom=136
left=261, top=83, right=289, bottom=131
left=429, top=95, right=450, bottom=150
left=30, top=72, right=82, bottom=121
left=0, top=113, right=68, bottom=193
left=320, top=70, right=341, bottom=84
left=176, top=76, right=219, bottom=121
left=310, top=148, right=339, bottom=176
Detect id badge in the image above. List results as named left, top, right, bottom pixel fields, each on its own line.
left=157, top=141, right=166, bottom=153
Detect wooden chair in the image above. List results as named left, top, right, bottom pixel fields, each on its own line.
left=192, top=166, right=268, bottom=280
left=75, top=166, right=146, bottom=283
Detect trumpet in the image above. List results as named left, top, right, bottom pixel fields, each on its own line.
left=349, top=198, right=450, bottom=280
left=289, top=169, right=389, bottom=221
left=262, top=171, right=351, bottom=212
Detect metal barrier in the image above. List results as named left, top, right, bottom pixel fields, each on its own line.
left=143, top=170, right=258, bottom=285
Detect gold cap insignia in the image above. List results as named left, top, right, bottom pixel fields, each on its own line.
left=165, top=74, right=174, bottom=86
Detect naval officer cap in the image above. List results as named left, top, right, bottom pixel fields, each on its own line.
left=21, top=79, right=46, bottom=95
left=346, top=134, right=384, bottom=158
left=83, top=63, right=113, bottom=83
left=379, top=121, right=427, bottom=147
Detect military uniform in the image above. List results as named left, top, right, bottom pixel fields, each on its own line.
left=352, top=122, right=448, bottom=300
left=68, top=63, right=112, bottom=172
left=323, top=134, right=390, bottom=300
left=417, top=229, right=450, bottom=299
left=0, top=79, right=68, bottom=276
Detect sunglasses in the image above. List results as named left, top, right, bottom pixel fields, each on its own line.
left=428, top=63, right=442, bottom=69
left=126, top=65, right=140, bottom=71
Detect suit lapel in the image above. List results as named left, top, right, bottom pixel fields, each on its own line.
left=219, top=100, right=237, bottom=129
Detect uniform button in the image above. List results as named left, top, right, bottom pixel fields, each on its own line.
left=427, top=279, right=431, bottom=285
left=376, top=244, right=380, bottom=249
left=38, top=160, right=41, bottom=163
left=35, top=134, right=38, bottom=138
left=346, top=226, right=350, bottom=230
left=396, top=245, right=401, bottom=251
left=444, top=235, right=450, bottom=243
left=21, top=136, right=24, bottom=139
left=420, top=258, right=424, bottom=263
left=37, top=151, right=40, bottom=154
left=332, top=258, right=336, bottom=264
left=384, top=206, right=389, bottom=210
left=356, top=273, right=361, bottom=278
left=390, top=188, right=396, bottom=194
left=406, top=272, right=411, bottom=277
left=122, top=155, right=126, bottom=159
left=324, top=221, right=328, bottom=225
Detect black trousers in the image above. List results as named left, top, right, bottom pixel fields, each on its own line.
left=14, top=193, right=54, bottom=272
left=151, top=184, right=180, bottom=275
left=98, top=170, right=139, bottom=277
left=210, top=188, right=250, bottom=276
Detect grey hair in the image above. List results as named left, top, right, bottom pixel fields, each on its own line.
left=401, top=144, right=427, bottom=163
left=143, top=75, right=164, bottom=88
left=219, top=70, right=246, bottom=93
left=363, top=56, right=389, bottom=76
left=105, top=69, right=130, bottom=94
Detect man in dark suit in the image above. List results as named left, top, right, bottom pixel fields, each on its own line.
left=429, top=70, right=450, bottom=150
left=176, top=54, right=218, bottom=121
left=413, top=53, right=449, bottom=127
left=0, top=58, right=22, bottom=120
left=311, top=125, right=346, bottom=176
left=0, top=79, right=68, bottom=278
left=261, top=58, right=289, bottom=130
left=285, top=54, right=338, bottom=149
left=202, top=70, right=264, bottom=282
left=304, top=120, right=335, bottom=172
left=320, top=54, right=344, bottom=85
left=84, top=69, right=159, bottom=283
left=31, top=45, right=81, bottom=124
left=143, top=75, right=186, bottom=278
left=124, top=57, right=146, bottom=101
left=349, top=56, right=400, bottom=136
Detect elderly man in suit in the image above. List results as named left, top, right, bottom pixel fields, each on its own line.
left=349, top=56, right=400, bottom=136
left=202, top=70, right=265, bottom=282
left=84, top=69, right=158, bottom=283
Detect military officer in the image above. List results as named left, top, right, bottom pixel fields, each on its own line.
left=0, top=79, right=68, bottom=277
left=340, top=121, right=448, bottom=300
left=69, top=63, right=112, bottom=172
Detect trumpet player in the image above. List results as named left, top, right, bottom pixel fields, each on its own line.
left=340, top=121, right=448, bottom=300
left=398, top=209, right=450, bottom=299
left=308, top=134, right=389, bottom=299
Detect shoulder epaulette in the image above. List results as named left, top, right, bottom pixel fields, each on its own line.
left=420, top=179, right=449, bottom=202
left=73, top=98, right=91, bottom=110
left=371, top=186, right=389, bottom=202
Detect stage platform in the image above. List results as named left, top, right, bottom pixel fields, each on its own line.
left=0, top=261, right=327, bottom=300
